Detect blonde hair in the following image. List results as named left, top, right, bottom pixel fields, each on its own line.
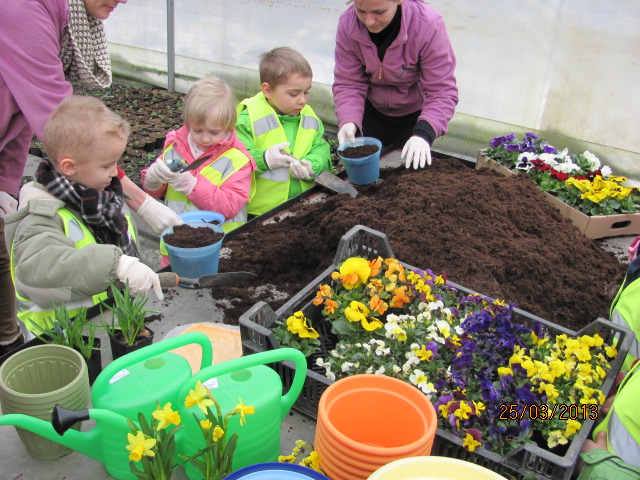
left=43, top=95, right=129, bottom=163
left=182, top=76, right=237, bottom=131
left=259, top=47, right=313, bottom=88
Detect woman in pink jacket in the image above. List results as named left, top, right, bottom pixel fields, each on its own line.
left=333, top=0, right=458, bottom=170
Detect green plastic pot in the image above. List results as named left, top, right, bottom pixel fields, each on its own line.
left=0, top=344, right=89, bottom=460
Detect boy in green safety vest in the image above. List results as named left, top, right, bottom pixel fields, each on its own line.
left=578, top=360, right=640, bottom=479
left=236, top=47, right=334, bottom=217
left=4, top=95, right=164, bottom=333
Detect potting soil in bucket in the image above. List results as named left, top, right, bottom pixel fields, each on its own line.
left=314, top=374, right=437, bottom=480
left=337, top=137, right=382, bottom=185
left=161, top=220, right=225, bottom=278
left=222, top=462, right=330, bottom=480
left=0, top=344, right=89, bottom=460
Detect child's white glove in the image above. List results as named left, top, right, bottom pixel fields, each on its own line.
left=300, top=159, right=315, bottom=176
left=0, top=191, right=18, bottom=219
left=290, top=159, right=312, bottom=180
left=338, top=123, right=356, bottom=145
left=264, top=142, right=294, bottom=169
left=136, top=194, right=183, bottom=234
left=116, top=255, right=164, bottom=300
left=144, top=159, right=179, bottom=191
left=168, top=171, right=197, bottom=196
left=402, top=136, right=432, bottom=169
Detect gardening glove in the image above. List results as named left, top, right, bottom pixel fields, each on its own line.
left=136, top=194, right=183, bottom=234
left=402, top=136, right=432, bottom=169
left=300, top=159, right=315, bottom=176
left=167, top=171, right=197, bottom=196
left=0, top=191, right=17, bottom=219
left=338, top=122, right=356, bottom=146
left=264, top=142, right=294, bottom=169
left=144, top=158, right=181, bottom=191
left=290, top=159, right=312, bottom=180
left=116, top=255, right=164, bottom=300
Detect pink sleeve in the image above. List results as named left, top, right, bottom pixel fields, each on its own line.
left=140, top=166, right=168, bottom=198
left=187, top=162, right=254, bottom=220
left=629, top=236, right=640, bottom=261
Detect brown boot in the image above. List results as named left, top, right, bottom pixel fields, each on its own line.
left=0, top=334, right=25, bottom=357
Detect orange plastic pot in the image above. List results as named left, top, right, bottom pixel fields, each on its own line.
left=314, top=374, right=437, bottom=480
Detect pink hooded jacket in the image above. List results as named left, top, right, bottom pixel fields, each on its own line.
left=333, top=0, right=458, bottom=139
left=141, top=126, right=257, bottom=221
left=0, top=0, right=71, bottom=196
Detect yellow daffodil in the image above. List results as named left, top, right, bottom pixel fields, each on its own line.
left=200, top=419, right=212, bottom=431
left=212, top=425, right=224, bottom=442
left=152, top=402, right=181, bottom=430
left=126, top=431, right=156, bottom=462
left=286, top=312, right=319, bottom=339
left=234, top=397, right=255, bottom=426
left=463, top=433, right=482, bottom=452
left=185, top=380, right=215, bottom=414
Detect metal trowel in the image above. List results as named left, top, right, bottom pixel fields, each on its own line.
left=281, top=151, right=358, bottom=197
left=158, top=271, right=256, bottom=289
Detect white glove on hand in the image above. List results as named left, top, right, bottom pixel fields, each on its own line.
left=0, top=192, right=18, bottom=219
left=338, top=123, right=357, bottom=146
left=167, top=171, right=197, bottom=196
left=116, top=255, right=164, bottom=300
left=290, top=159, right=311, bottom=180
left=401, top=136, right=432, bottom=169
left=264, top=142, right=294, bottom=169
left=144, top=159, right=181, bottom=191
left=300, top=159, right=315, bottom=176
left=136, top=194, right=183, bottom=234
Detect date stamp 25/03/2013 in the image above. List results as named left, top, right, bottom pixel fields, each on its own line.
left=498, top=403, right=599, bottom=421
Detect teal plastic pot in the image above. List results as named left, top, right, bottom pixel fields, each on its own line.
left=223, top=463, right=330, bottom=479
left=161, top=220, right=225, bottom=278
left=0, top=344, right=89, bottom=460
left=337, top=137, right=382, bottom=185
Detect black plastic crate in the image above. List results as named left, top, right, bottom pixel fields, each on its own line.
left=239, top=225, right=633, bottom=480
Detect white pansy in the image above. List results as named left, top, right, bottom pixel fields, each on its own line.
left=326, top=371, right=336, bottom=381
left=582, top=151, right=601, bottom=170
left=428, top=300, right=444, bottom=311
left=365, top=366, right=374, bottom=374
left=455, top=325, right=464, bottom=335
left=436, top=320, right=451, bottom=337
left=375, top=344, right=390, bottom=356
left=553, top=161, right=580, bottom=173
left=392, top=364, right=402, bottom=374
left=362, top=343, right=372, bottom=353
left=375, top=366, right=385, bottom=375
left=341, top=362, right=354, bottom=373
left=600, top=165, right=612, bottom=178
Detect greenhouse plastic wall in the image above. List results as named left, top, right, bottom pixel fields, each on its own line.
left=104, top=0, right=640, bottom=184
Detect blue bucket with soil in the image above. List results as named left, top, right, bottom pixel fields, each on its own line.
left=161, top=220, right=224, bottom=278
left=337, top=137, right=382, bottom=185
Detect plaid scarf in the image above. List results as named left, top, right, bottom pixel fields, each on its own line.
left=37, top=159, right=138, bottom=257
left=59, top=0, right=112, bottom=88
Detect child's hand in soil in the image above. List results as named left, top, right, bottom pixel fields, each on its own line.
left=116, top=255, right=164, bottom=300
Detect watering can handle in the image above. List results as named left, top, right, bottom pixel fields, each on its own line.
left=184, top=348, right=307, bottom=420
left=93, top=332, right=213, bottom=392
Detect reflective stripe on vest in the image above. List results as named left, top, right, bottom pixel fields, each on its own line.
left=596, top=362, right=640, bottom=467
left=609, top=269, right=640, bottom=371
left=164, top=147, right=252, bottom=233
left=239, top=93, right=320, bottom=216
left=12, top=208, right=135, bottom=331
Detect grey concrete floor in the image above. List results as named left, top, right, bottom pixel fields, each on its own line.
left=0, top=151, right=636, bottom=480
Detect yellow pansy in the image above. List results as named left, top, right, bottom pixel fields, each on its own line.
left=498, top=366, right=513, bottom=377
left=564, top=419, right=582, bottom=437
left=286, top=311, right=319, bottom=339
left=333, top=257, right=371, bottom=289
left=463, top=433, right=482, bottom=452
left=345, top=301, right=370, bottom=324
left=547, top=430, right=568, bottom=449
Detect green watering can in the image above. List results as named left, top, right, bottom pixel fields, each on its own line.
left=0, top=332, right=213, bottom=480
left=176, top=348, right=308, bottom=479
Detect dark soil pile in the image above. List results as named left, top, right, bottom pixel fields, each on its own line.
left=341, top=144, right=380, bottom=158
left=164, top=224, right=224, bottom=248
left=215, top=157, right=626, bottom=330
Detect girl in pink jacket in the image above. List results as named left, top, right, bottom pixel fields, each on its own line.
left=333, top=0, right=458, bottom=170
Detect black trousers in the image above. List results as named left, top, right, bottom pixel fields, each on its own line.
left=361, top=99, right=420, bottom=149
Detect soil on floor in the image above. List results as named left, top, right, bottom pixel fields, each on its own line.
left=215, top=157, right=626, bottom=331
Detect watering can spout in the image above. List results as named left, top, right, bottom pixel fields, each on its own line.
left=51, top=405, right=90, bottom=435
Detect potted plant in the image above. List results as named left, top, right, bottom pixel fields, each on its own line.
left=100, top=281, right=158, bottom=360
left=31, top=302, right=102, bottom=384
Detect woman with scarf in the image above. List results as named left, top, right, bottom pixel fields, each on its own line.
left=0, top=0, right=180, bottom=354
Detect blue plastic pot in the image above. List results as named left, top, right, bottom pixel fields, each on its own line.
left=178, top=210, right=225, bottom=225
left=337, top=137, right=382, bottom=185
left=222, top=463, right=330, bottom=480
left=161, top=220, right=224, bottom=278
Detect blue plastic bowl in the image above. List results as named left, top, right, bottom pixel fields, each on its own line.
left=222, top=463, right=330, bottom=480
left=178, top=209, right=225, bottom=225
